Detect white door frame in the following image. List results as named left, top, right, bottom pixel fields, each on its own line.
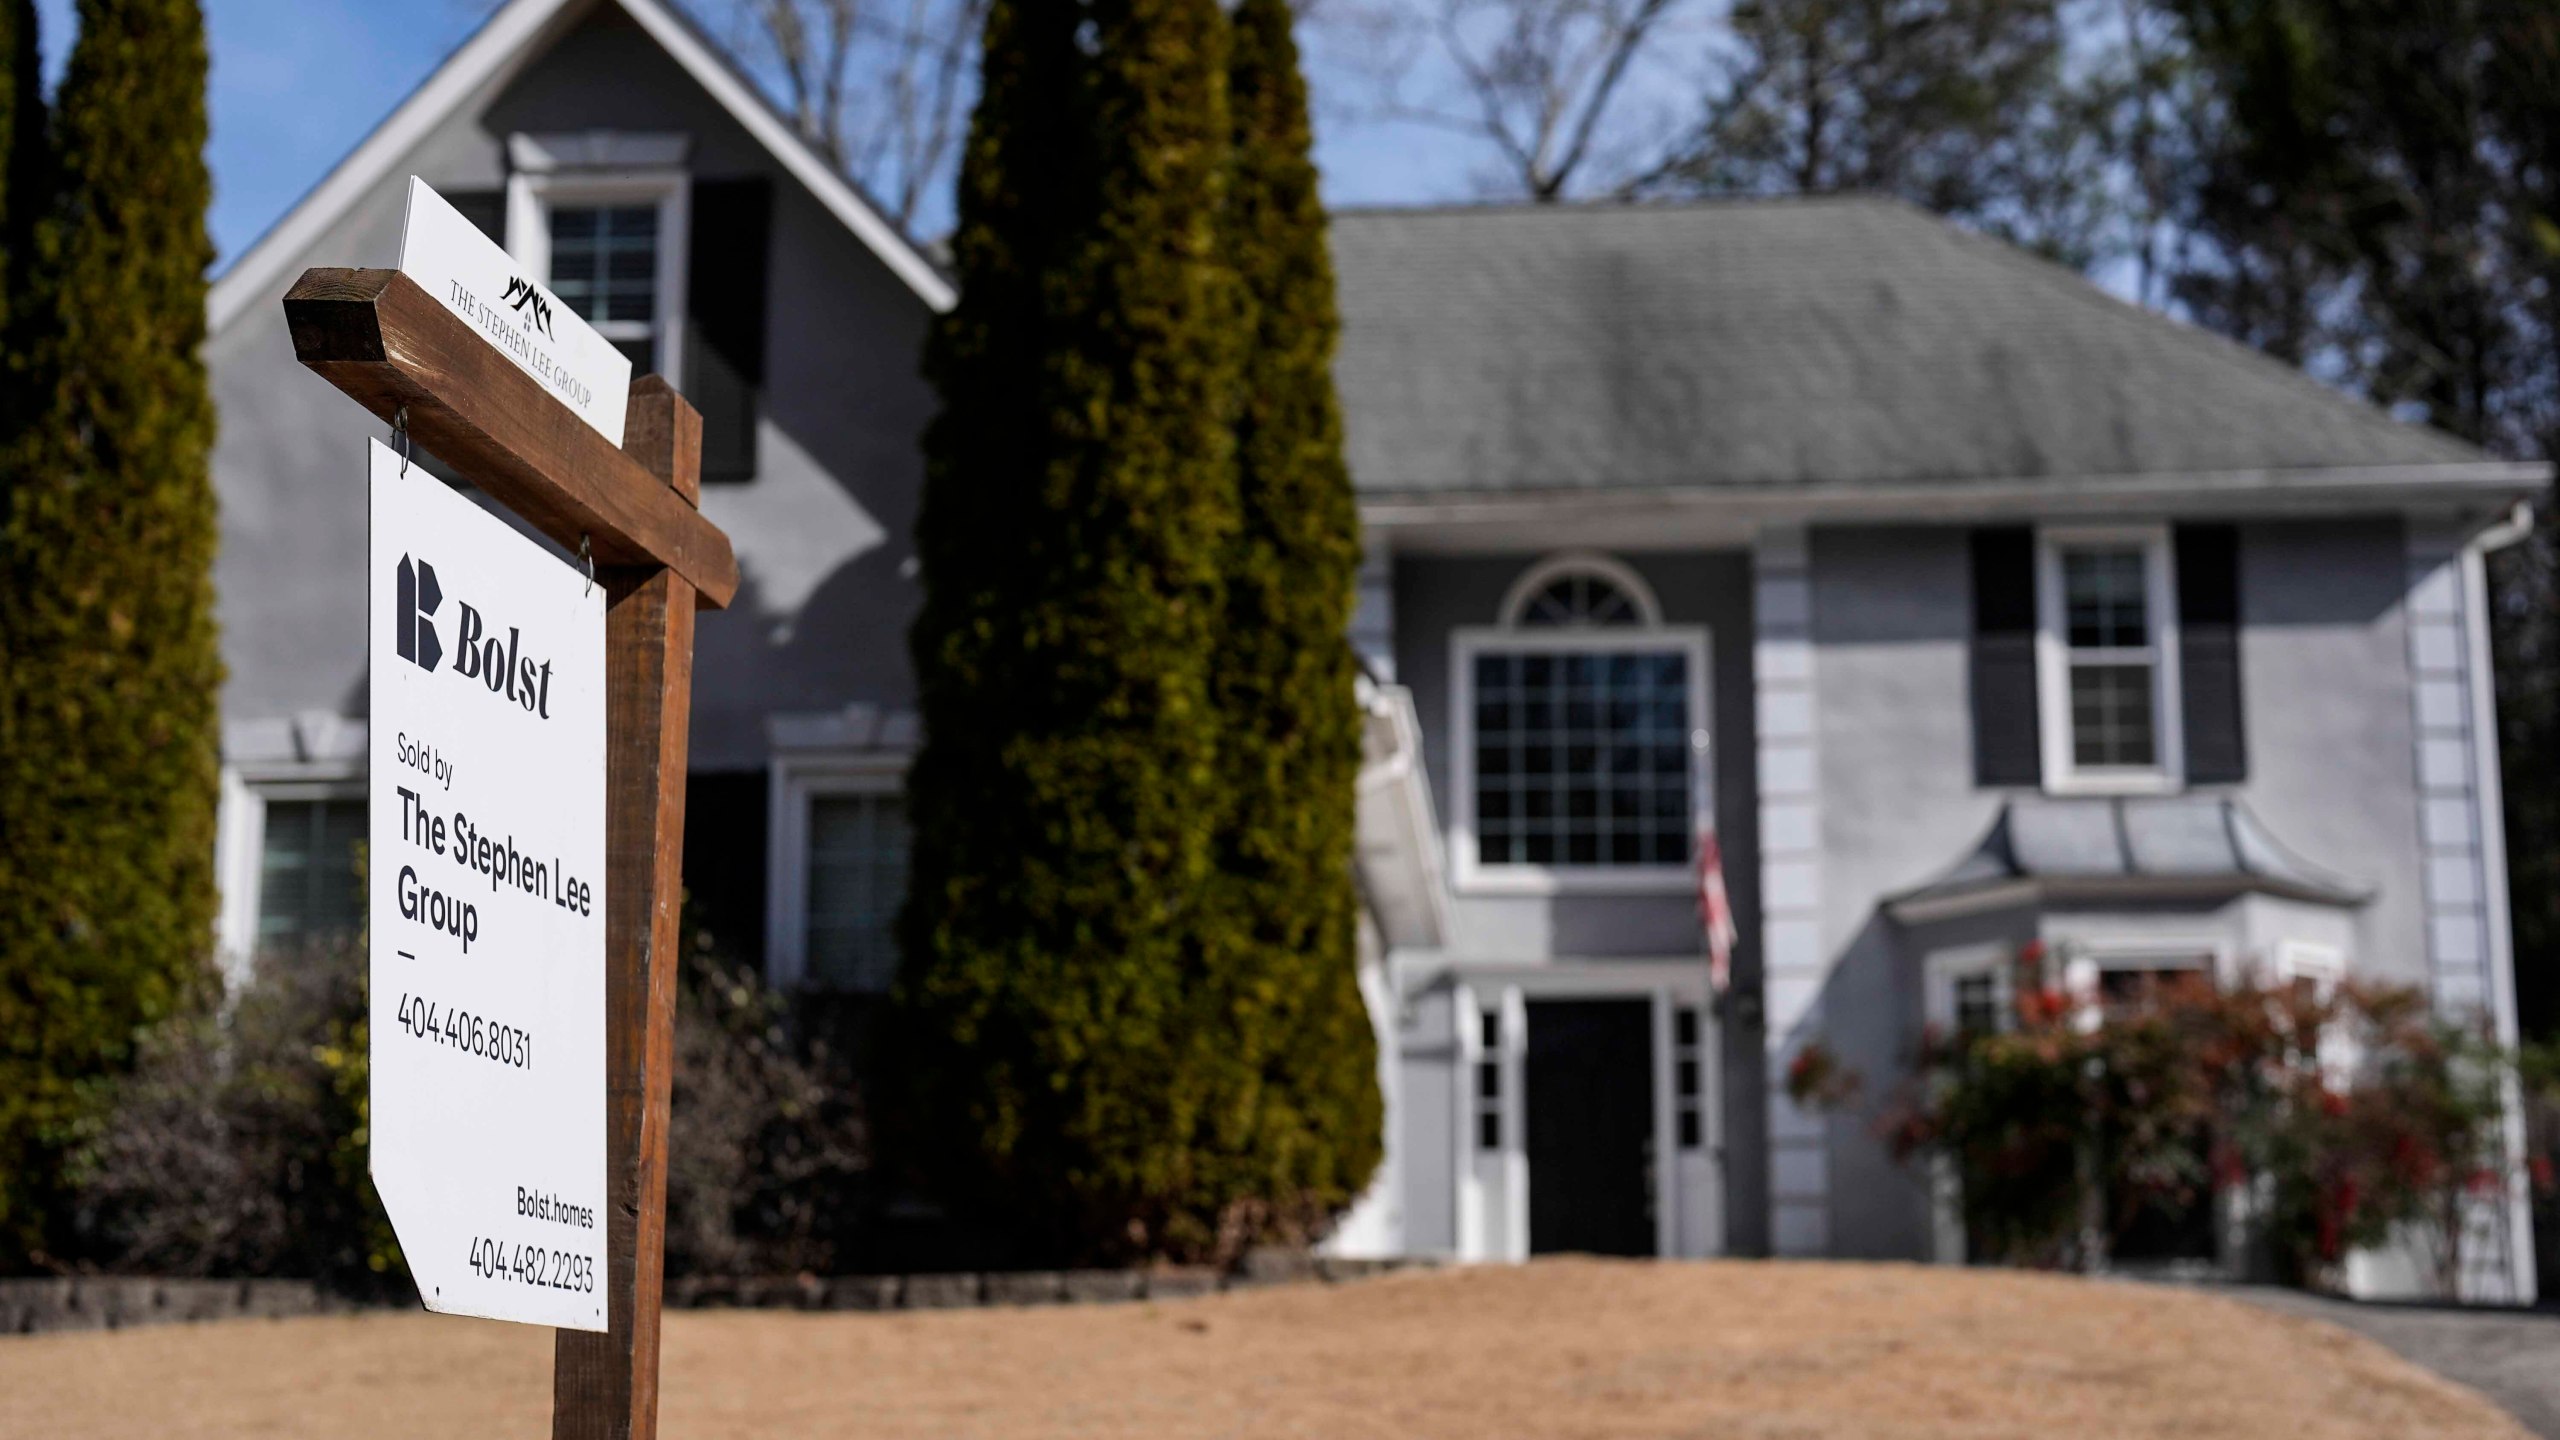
left=1444, top=961, right=1720, bottom=1261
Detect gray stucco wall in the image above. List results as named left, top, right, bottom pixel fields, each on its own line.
left=2239, top=519, right=2429, bottom=983
left=1800, top=526, right=1984, bottom=1258
left=1802, top=519, right=2430, bottom=1257
left=206, top=6, right=935, bottom=771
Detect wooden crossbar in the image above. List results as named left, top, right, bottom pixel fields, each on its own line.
left=283, top=267, right=739, bottom=610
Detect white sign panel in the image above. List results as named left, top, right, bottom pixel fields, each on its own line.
left=397, top=175, right=633, bottom=446
left=370, top=438, right=608, bottom=1331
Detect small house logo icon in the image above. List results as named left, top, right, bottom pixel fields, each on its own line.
left=501, top=276, right=556, bottom=340
left=396, top=555, right=444, bottom=672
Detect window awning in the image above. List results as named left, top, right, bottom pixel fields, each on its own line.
left=1886, top=796, right=2371, bottom=924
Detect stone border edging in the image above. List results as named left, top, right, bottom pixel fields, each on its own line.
left=0, top=1277, right=344, bottom=1335
left=0, top=1256, right=1428, bottom=1335
left=664, top=1255, right=1422, bottom=1313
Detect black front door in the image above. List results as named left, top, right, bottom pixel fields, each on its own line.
left=1525, top=999, right=1656, bottom=1256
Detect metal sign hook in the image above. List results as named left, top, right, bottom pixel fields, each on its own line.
left=392, top=405, right=412, bottom=477
left=579, top=534, right=595, bottom=597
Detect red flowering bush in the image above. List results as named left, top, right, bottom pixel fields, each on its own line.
left=1783, top=1043, right=1862, bottom=1110
left=1801, top=947, right=2521, bottom=1293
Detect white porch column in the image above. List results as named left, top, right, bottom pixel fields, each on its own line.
left=1755, top=524, right=1829, bottom=1256
left=2403, top=523, right=2536, bottom=1304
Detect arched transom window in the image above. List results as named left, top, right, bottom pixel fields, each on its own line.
left=1500, top=554, right=1663, bottom=629
left=1459, top=554, right=1706, bottom=883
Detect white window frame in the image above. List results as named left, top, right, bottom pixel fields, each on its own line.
left=2035, top=524, right=2185, bottom=796
left=1922, top=941, right=2018, bottom=1265
left=2273, top=939, right=2356, bottom=1084
left=214, top=761, right=365, bottom=985
left=2061, top=936, right=2224, bottom=1029
left=1450, top=595, right=1712, bottom=896
left=507, top=168, right=691, bottom=391
left=1450, top=965, right=1715, bottom=1261
left=764, top=751, right=909, bottom=990
left=1923, top=942, right=2018, bottom=1038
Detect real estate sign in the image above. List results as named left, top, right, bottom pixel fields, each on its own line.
left=397, top=175, right=633, bottom=446
left=368, top=436, right=609, bottom=1331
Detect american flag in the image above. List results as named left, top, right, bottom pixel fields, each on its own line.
left=1698, top=822, right=1738, bottom=996
left=1692, top=731, right=1738, bottom=995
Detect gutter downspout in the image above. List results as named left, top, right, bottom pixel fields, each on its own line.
left=2460, top=495, right=2538, bottom=1302
left=2476, top=499, right=2535, bottom=553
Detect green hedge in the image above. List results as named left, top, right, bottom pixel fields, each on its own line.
left=895, top=0, right=1243, bottom=1264
left=1185, top=0, right=1380, bottom=1236
left=896, top=0, right=1379, bottom=1263
left=0, top=0, right=220, bottom=1268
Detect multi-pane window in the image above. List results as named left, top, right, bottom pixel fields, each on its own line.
left=258, top=797, right=364, bottom=954
left=1674, top=1006, right=1705, bottom=1150
left=548, top=204, right=660, bottom=371
left=1463, top=561, right=1704, bottom=881
left=1470, top=648, right=1693, bottom=868
left=2059, top=545, right=2160, bottom=769
left=1952, top=972, right=2004, bottom=1037
left=2095, top=959, right=2209, bottom=1019
left=804, top=792, right=910, bottom=992
left=1475, top=1008, right=1503, bottom=1151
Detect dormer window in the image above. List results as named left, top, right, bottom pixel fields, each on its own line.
left=504, top=132, right=692, bottom=389
left=1452, top=554, right=1708, bottom=894
left=546, top=203, right=664, bottom=370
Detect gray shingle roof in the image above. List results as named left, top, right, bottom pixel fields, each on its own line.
left=1887, top=797, right=2370, bottom=917
left=1328, top=197, right=2496, bottom=498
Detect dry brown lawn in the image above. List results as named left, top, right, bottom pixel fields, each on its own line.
left=0, top=1259, right=2529, bottom=1439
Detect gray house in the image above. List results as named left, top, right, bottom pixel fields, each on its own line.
left=205, top=0, right=2542, bottom=1300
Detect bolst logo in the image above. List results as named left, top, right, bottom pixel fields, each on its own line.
left=392, top=552, right=558, bottom=720
left=396, top=555, right=444, bottom=672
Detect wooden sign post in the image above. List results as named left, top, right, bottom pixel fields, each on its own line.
left=286, top=265, right=737, bottom=1440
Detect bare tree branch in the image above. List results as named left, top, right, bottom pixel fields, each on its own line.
left=1316, top=0, right=1708, bottom=201
left=695, top=0, right=988, bottom=234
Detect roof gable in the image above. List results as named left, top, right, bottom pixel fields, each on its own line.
left=1329, top=198, right=2513, bottom=498
left=208, top=0, right=953, bottom=336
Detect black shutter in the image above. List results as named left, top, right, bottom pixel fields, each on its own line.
left=1970, top=527, right=2042, bottom=787
left=2176, top=524, right=2247, bottom=784
left=685, top=178, right=772, bottom=484
left=444, top=189, right=506, bottom=247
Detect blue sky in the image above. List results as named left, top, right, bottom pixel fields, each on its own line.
left=25, top=0, right=1536, bottom=269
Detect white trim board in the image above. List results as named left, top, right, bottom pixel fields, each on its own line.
left=1359, top=467, right=2551, bottom=556
left=1359, top=461, right=2551, bottom=525
left=208, top=0, right=953, bottom=338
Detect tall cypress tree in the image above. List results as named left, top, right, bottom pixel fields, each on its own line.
left=0, top=0, right=42, bottom=337
left=1192, top=0, right=1380, bottom=1241
left=896, top=0, right=1239, bottom=1263
left=0, top=0, right=218, bottom=1264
